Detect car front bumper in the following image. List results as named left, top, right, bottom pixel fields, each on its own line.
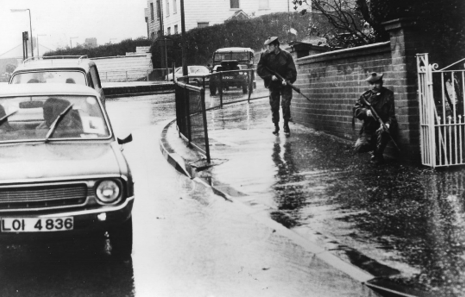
left=0, top=196, right=134, bottom=242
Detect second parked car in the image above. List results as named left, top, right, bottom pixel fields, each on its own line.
left=9, top=55, right=106, bottom=105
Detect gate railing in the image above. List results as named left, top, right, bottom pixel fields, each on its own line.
left=417, top=53, right=465, bottom=167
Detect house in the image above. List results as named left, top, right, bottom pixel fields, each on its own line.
left=144, top=0, right=303, bottom=39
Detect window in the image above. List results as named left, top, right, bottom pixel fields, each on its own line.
left=230, top=0, right=239, bottom=9
left=156, top=0, right=161, bottom=19
left=167, top=27, right=171, bottom=35
left=259, top=0, right=269, bottom=9
left=173, top=0, right=177, bottom=14
left=166, top=0, right=170, bottom=16
left=174, top=25, right=178, bottom=34
left=150, top=3, right=154, bottom=21
left=197, top=22, right=209, bottom=28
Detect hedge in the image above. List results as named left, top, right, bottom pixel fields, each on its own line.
left=150, top=12, right=321, bottom=68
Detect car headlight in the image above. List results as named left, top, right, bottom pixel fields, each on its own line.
left=95, top=180, right=121, bottom=204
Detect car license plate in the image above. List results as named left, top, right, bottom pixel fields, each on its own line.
left=223, top=76, right=234, bottom=80
left=1, top=217, right=74, bottom=233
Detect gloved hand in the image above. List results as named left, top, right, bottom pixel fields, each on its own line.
left=366, top=110, right=373, bottom=117
left=282, top=80, right=287, bottom=86
left=377, top=123, right=390, bottom=133
left=272, top=75, right=278, bottom=81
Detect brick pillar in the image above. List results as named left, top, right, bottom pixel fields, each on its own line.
left=383, top=18, right=428, bottom=163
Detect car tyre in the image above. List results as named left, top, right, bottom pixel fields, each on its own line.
left=109, top=217, right=133, bottom=260
left=242, top=85, right=248, bottom=94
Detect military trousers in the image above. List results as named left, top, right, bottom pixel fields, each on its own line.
left=354, top=129, right=390, bottom=157
left=269, top=86, right=292, bottom=125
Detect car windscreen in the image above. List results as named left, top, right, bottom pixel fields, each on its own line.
left=10, top=71, right=87, bottom=85
left=0, top=94, right=110, bottom=142
left=190, top=66, right=209, bottom=74
left=213, top=52, right=252, bottom=63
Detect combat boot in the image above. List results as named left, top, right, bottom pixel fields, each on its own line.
left=283, top=122, right=290, bottom=136
left=272, top=124, right=279, bottom=135
left=371, top=152, right=385, bottom=165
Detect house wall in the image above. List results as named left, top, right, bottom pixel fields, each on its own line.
left=150, top=0, right=295, bottom=36
left=146, top=0, right=163, bottom=39
left=291, top=19, right=429, bottom=163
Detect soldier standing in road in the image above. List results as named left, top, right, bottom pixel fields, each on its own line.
left=257, top=36, right=297, bottom=136
left=353, top=73, right=396, bottom=164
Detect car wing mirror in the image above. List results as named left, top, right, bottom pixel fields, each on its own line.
left=117, top=133, right=133, bottom=144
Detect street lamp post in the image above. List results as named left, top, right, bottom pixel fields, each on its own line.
left=11, top=8, right=34, bottom=58
left=37, top=34, right=47, bottom=57
left=180, top=0, right=187, bottom=76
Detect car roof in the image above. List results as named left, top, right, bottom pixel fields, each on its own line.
left=13, top=56, right=94, bottom=73
left=0, top=83, right=100, bottom=98
left=214, top=47, right=254, bottom=53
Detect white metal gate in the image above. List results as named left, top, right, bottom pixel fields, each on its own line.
left=417, top=53, right=465, bottom=167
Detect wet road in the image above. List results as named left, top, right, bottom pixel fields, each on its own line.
left=194, top=93, right=465, bottom=296
left=0, top=92, right=377, bottom=297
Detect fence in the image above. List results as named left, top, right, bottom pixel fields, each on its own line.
left=99, top=68, right=175, bottom=82
left=99, top=70, right=153, bottom=82
left=175, top=78, right=210, bottom=163
left=174, top=69, right=261, bottom=163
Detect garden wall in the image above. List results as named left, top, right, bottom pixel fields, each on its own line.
left=291, top=19, right=429, bottom=163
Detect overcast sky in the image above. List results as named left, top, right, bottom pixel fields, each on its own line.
left=0, top=0, right=148, bottom=55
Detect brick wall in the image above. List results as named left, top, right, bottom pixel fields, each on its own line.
left=291, top=19, right=428, bottom=163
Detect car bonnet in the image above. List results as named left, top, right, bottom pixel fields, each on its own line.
left=0, top=142, right=123, bottom=182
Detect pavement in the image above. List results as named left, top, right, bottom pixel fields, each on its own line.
left=159, top=97, right=434, bottom=297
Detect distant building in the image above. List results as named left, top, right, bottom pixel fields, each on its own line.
left=144, top=0, right=302, bottom=40
left=84, top=38, right=98, bottom=48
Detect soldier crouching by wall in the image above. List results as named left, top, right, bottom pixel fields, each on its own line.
left=353, top=73, right=397, bottom=165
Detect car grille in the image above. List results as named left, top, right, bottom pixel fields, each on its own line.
left=0, top=184, right=87, bottom=210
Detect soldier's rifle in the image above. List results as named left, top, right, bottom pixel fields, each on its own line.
left=264, top=66, right=311, bottom=101
left=360, top=94, right=400, bottom=152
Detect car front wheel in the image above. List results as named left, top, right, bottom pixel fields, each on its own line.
left=109, top=217, right=133, bottom=259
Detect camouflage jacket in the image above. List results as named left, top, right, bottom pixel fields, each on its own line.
left=353, top=87, right=396, bottom=134
left=257, top=49, right=297, bottom=89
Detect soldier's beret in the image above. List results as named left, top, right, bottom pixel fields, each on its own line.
left=366, top=72, right=384, bottom=83
left=264, top=36, right=279, bottom=46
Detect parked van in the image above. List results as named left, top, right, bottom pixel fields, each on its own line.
left=209, top=47, right=255, bottom=95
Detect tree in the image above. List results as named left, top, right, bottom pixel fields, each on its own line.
left=292, top=0, right=378, bottom=47
left=293, top=0, right=465, bottom=62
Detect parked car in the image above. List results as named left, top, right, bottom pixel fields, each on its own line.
left=9, top=55, right=106, bottom=105
left=0, top=83, right=134, bottom=259
left=209, top=47, right=255, bottom=95
left=165, top=65, right=210, bottom=85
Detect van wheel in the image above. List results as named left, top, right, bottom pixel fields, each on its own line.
left=109, top=217, right=133, bottom=260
